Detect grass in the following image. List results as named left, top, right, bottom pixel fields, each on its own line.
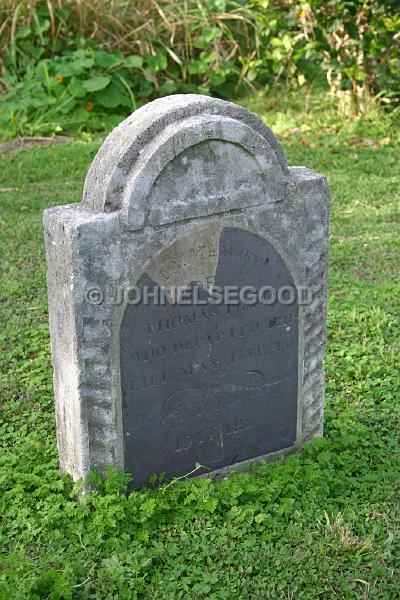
left=0, top=0, right=255, bottom=62
left=0, top=91, right=399, bottom=599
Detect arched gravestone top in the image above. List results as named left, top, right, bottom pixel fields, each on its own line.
left=43, top=94, right=330, bottom=488
left=82, top=95, right=289, bottom=229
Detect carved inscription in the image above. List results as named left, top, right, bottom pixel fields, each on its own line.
left=120, top=228, right=299, bottom=487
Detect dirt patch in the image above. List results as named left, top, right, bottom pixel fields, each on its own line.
left=0, top=136, right=70, bottom=154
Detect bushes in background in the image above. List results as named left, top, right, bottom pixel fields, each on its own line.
left=0, top=0, right=399, bottom=138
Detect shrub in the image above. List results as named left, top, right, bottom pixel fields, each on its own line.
left=0, top=0, right=398, bottom=138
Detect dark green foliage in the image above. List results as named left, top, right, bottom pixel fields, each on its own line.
left=0, top=92, right=399, bottom=598
left=0, top=0, right=399, bottom=139
left=0, top=49, right=148, bottom=137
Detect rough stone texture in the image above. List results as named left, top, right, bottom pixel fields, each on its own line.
left=44, top=94, right=330, bottom=486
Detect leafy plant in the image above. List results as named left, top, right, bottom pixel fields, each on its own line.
left=0, top=0, right=399, bottom=139
left=0, top=48, right=147, bottom=137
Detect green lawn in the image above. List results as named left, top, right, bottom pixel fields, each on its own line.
left=0, top=92, right=399, bottom=599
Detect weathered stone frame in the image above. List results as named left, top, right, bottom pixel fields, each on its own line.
left=44, top=95, right=330, bottom=484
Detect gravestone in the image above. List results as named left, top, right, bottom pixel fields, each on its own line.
left=44, top=95, right=330, bottom=488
